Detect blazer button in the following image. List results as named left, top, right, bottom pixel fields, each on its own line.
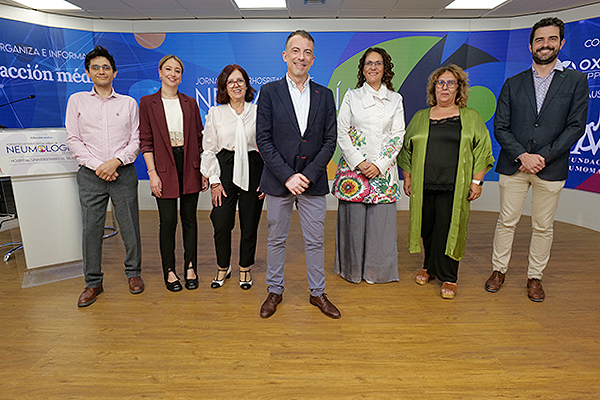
left=534, top=123, right=539, bottom=127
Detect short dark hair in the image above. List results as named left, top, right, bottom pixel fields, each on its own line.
left=285, top=30, right=315, bottom=50
left=216, top=64, right=256, bottom=105
left=356, top=47, right=395, bottom=92
left=85, top=45, right=117, bottom=72
left=530, top=17, right=565, bottom=45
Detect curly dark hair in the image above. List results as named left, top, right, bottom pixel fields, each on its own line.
left=215, top=64, right=256, bottom=105
left=426, top=64, right=470, bottom=108
left=356, top=47, right=395, bottom=91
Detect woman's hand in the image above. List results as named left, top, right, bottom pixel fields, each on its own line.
left=149, top=171, right=163, bottom=198
left=402, top=171, right=411, bottom=196
left=468, top=183, right=482, bottom=201
left=357, top=161, right=380, bottom=179
left=201, top=175, right=209, bottom=192
left=211, top=183, right=227, bottom=207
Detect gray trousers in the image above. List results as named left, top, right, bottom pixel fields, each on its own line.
left=265, top=193, right=327, bottom=297
left=77, top=165, right=142, bottom=288
left=334, top=201, right=399, bottom=284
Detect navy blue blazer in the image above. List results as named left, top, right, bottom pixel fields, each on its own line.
left=494, top=67, right=589, bottom=181
left=256, top=78, right=337, bottom=196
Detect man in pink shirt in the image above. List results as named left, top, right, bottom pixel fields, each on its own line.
left=66, top=45, right=143, bottom=307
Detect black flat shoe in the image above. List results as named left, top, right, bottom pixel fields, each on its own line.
left=166, top=280, right=182, bottom=292
left=185, top=277, right=199, bottom=290
left=211, top=266, right=231, bottom=289
left=239, top=269, right=252, bottom=290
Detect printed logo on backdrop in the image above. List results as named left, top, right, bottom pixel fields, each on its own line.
left=194, top=75, right=281, bottom=114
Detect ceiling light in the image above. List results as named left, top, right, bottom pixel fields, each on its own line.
left=12, top=0, right=80, bottom=9
left=233, top=0, right=287, bottom=9
left=446, top=0, right=508, bottom=9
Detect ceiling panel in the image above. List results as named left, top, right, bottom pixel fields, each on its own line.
left=0, top=0, right=598, bottom=20
left=338, top=9, right=390, bottom=18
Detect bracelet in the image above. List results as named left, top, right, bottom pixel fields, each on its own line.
left=471, top=179, right=483, bottom=186
left=211, top=183, right=220, bottom=188
left=147, top=169, right=156, bottom=174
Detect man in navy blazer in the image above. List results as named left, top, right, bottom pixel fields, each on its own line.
left=256, top=30, right=340, bottom=319
left=486, top=17, right=589, bottom=301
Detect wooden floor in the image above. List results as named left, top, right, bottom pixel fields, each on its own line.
left=1, top=210, right=600, bottom=399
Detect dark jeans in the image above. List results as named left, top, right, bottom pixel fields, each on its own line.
left=156, top=146, right=199, bottom=283
left=77, top=164, right=142, bottom=288
left=421, top=189, right=459, bottom=283
left=210, top=150, right=263, bottom=268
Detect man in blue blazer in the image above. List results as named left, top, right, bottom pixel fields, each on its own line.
left=256, top=30, right=340, bottom=319
left=486, top=17, right=589, bottom=301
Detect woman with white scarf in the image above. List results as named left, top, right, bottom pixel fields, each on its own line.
left=201, top=64, right=265, bottom=290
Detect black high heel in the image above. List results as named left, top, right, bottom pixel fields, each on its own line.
left=211, top=266, right=232, bottom=288
left=239, top=268, right=252, bottom=290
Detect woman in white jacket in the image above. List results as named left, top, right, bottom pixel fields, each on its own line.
left=332, top=47, right=406, bottom=284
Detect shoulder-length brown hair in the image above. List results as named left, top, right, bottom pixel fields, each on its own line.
left=216, top=64, right=256, bottom=105
left=426, top=64, right=470, bottom=108
left=356, top=47, right=395, bottom=92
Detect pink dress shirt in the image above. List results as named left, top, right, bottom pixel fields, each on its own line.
left=66, top=88, right=140, bottom=170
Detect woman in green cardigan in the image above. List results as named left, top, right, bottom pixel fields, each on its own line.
left=397, top=64, right=494, bottom=299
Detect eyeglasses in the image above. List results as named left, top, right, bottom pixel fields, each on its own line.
left=227, top=79, right=245, bottom=87
left=365, top=61, right=383, bottom=67
left=90, top=64, right=112, bottom=71
left=436, top=79, right=457, bottom=88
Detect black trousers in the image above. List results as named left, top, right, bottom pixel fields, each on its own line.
left=156, top=146, right=199, bottom=283
left=210, top=150, right=264, bottom=268
left=421, top=189, right=459, bottom=283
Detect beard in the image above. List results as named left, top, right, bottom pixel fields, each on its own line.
left=532, top=46, right=560, bottom=65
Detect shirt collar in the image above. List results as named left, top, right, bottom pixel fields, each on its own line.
left=89, top=86, right=118, bottom=99
left=363, top=82, right=390, bottom=100
left=532, top=59, right=564, bottom=77
left=286, top=73, right=311, bottom=92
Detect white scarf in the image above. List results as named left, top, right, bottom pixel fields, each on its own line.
left=228, top=102, right=250, bottom=191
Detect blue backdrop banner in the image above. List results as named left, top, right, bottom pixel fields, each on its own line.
left=1, top=17, right=599, bottom=192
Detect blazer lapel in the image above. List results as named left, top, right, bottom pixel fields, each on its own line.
left=274, top=79, right=302, bottom=136
left=538, top=70, right=566, bottom=118
left=522, top=70, right=538, bottom=117
left=151, top=91, right=176, bottom=165
left=306, top=80, right=321, bottom=135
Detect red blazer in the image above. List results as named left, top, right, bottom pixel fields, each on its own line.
left=139, top=91, right=203, bottom=199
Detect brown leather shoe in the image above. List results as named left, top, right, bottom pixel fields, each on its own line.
left=527, top=278, right=545, bottom=302
left=260, top=292, right=282, bottom=318
left=310, top=293, right=341, bottom=319
left=485, top=270, right=505, bottom=292
left=77, top=286, right=103, bottom=307
left=128, top=276, right=145, bottom=294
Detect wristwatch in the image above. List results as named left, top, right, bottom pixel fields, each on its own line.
left=472, top=179, right=484, bottom=186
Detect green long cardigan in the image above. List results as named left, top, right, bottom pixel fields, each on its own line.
left=397, top=107, right=495, bottom=261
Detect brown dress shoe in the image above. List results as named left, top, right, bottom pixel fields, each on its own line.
left=310, top=293, right=341, bottom=319
left=485, top=270, right=505, bottom=292
left=527, top=278, right=545, bottom=302
left=128, top=276, right=145, bottom=294
left=77, top=286, right=103, bottom=307
left=260, top=292, right=282, bottom=318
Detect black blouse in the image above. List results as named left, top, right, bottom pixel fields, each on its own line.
left=423, top=115, right=461, bottom=191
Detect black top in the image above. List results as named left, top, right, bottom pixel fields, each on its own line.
left=423, top=115, right=461, bottom=191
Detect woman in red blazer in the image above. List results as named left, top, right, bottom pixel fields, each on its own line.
left=140, top=55, right=208, bottom=292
